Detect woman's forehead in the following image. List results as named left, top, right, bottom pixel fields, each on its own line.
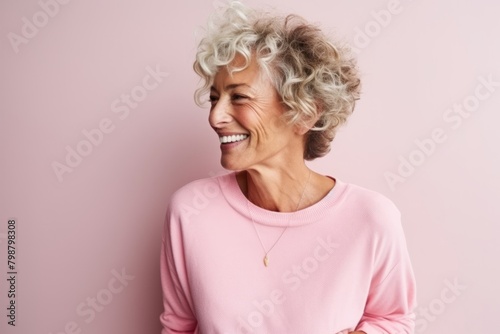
left=212, top=58, right=268, bottom=91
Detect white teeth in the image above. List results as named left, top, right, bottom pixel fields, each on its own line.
left=219, top=134, right=249, bottom=144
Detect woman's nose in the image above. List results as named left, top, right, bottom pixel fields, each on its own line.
left=208, top=98, right=232, bottom=128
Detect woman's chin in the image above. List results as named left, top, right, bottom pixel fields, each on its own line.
left=220, top=159, right=244, bottom=171
left=219, top=154, right=250, bottom=171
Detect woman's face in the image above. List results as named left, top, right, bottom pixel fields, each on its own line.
left=209, top=55, right=303, bottom=171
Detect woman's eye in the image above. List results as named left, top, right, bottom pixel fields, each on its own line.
left=208, top=96, right=219, bottom=104
left=232, top=94, right=247, bottom=101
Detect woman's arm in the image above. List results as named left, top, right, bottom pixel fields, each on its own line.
left=159, top=205, right=197, bottom=334
left=353, top=199, right=417, bottom=334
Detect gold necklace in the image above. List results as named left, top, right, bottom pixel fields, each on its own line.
left=246, top=170, right=312, bottom=267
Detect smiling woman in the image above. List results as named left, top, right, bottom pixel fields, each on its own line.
left=159, top=1, right=416, bottom=333
left=207, top=54, right=296, bottom=174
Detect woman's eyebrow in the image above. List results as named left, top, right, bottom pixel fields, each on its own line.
left=225, top=83, right=251, bottom=90
left=210, top=83, right=252, bottom=91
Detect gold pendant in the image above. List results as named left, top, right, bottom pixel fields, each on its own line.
left=263, top=255, right=269, bottom=267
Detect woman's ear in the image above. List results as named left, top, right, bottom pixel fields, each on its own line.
left=294, top=104, right=322, bottom=135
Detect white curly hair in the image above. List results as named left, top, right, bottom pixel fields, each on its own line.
left=193, top=1, right=361, bottom=159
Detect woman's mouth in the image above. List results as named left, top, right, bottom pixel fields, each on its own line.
left=219, top=134, right=249, bottom=144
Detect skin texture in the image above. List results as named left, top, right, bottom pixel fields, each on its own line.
left=209, top=54, right=335, bottom=212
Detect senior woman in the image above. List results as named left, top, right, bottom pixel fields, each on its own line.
left=160, top=2, right=416, bottom=333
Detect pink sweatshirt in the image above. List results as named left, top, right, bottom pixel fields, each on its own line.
left=160, top=172, right=416, bottom=334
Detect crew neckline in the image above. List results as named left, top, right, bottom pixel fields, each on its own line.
left=217, top=172, right=348, bottom=227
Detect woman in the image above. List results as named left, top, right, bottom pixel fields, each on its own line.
left=160, top=2, right=416, bottom=333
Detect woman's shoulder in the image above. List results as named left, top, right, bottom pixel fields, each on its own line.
left=167, top=172, right=234, bottom=208
left=338, top=179, right=402, bottom=230
left=343, top=181, right=399, bottom=211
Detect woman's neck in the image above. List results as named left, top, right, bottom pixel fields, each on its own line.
left=236, top=163, right=333, bottom=212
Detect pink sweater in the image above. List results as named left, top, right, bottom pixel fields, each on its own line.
left=160, top=172, right=416, bottom=334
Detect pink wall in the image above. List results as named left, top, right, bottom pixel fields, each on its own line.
left=1, top=0, right=499, bottom=333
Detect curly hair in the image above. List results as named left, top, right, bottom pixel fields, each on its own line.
left=193, top=1, right=361, bottom=160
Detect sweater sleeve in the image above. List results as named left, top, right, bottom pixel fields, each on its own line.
left=159, top=203, right=197, bottom=334
left=355, top=204, right=417, bottom=334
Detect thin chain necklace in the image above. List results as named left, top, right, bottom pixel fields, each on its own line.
left=246, top=169, right=312, bottom=267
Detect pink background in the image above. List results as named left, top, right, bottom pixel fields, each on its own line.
left=1, top=0, right=499, bottom=333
